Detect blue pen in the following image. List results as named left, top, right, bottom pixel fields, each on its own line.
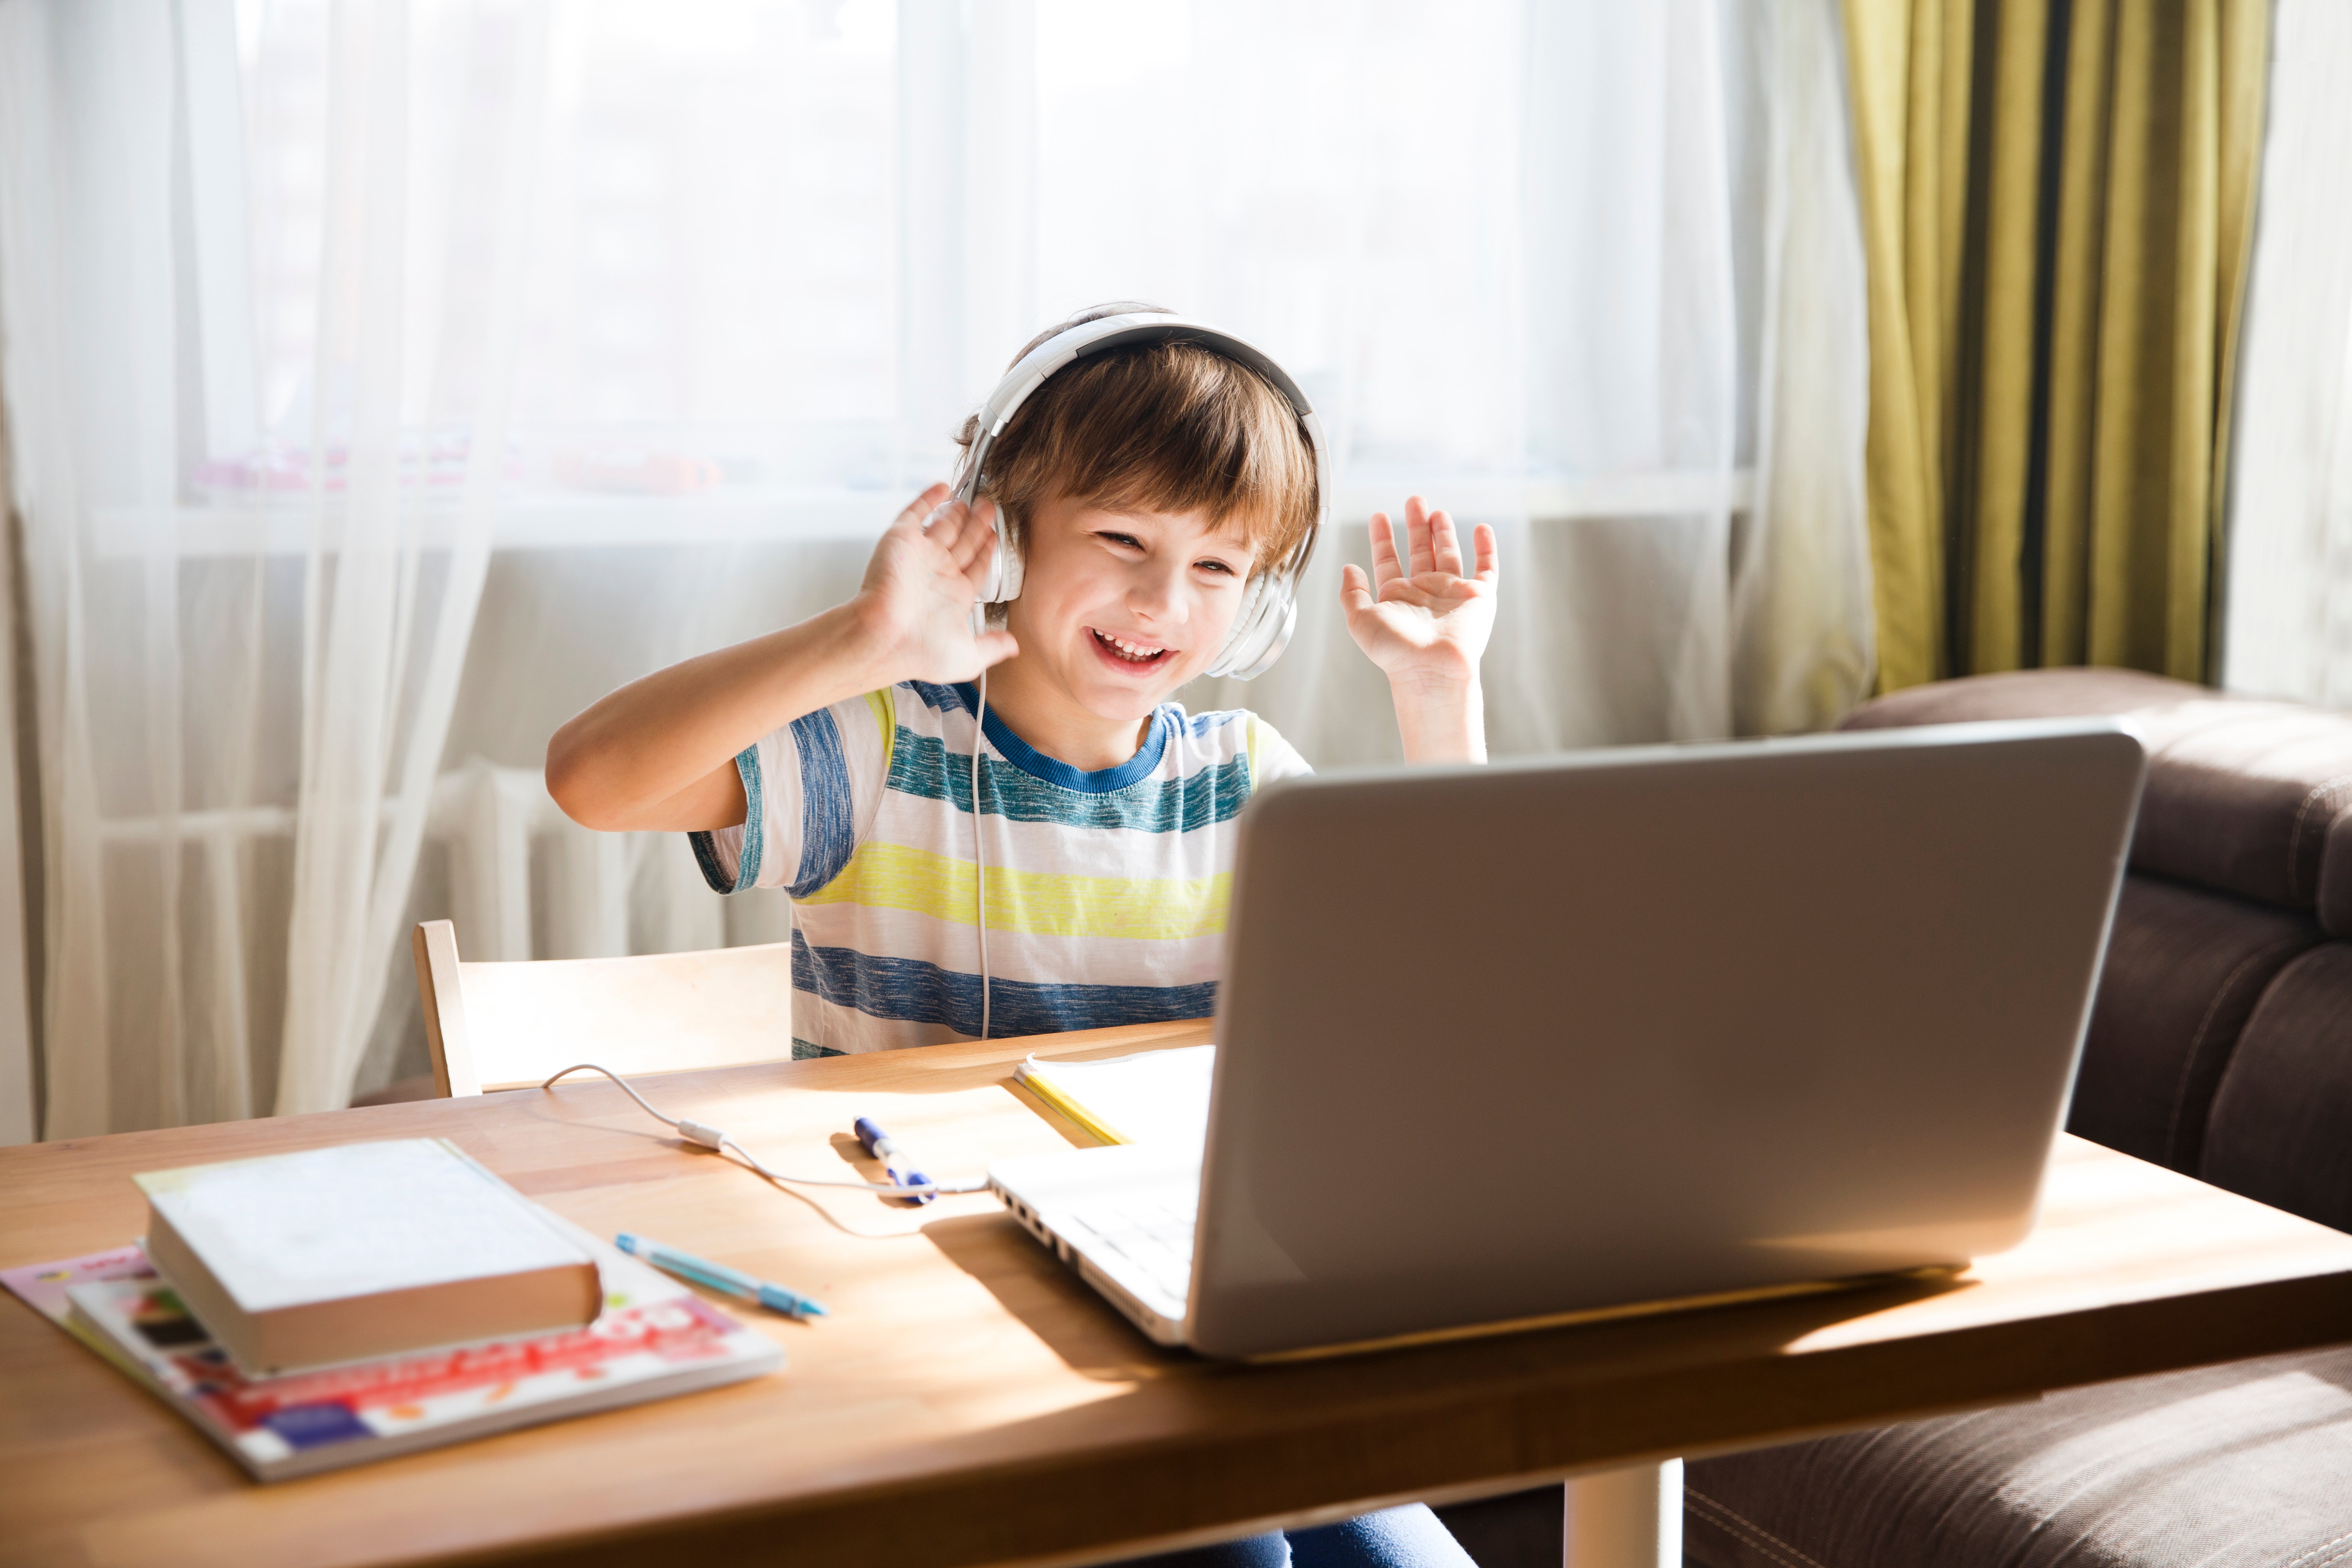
left=614, top=1233, right=829, bottom=1320
left=853, top=1116, right=935, bottom=1204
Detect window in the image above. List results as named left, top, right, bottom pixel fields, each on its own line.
left=182, top=0, right=1762, bottom=551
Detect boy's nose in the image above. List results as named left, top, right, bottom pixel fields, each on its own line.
left=1129, top=562, right=1186, bottom=621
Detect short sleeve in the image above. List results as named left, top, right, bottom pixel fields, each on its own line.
left=1246, top=714, right=1312, bottom=789
left=689, top=689, right=895, bottom=896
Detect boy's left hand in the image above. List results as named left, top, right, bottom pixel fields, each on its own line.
left=1340, top=496, right=1499, bottom=688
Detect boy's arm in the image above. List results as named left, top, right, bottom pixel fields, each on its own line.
left=1339, top=497, right=1498, bottom=764
left=546, top=485, right=1016, bottom=831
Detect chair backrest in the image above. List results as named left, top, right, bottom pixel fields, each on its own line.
left=412, top=920, right=794, bottom=1095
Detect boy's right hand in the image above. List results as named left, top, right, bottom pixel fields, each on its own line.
left=854, top=483, right=1021, bottom=683
left=546, top=483, right=1018, bottom=834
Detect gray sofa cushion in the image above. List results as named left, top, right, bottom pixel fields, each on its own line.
left=1836, top=667, right=2196, bottom=727
left=2204, top=943, right=2352, bottom=1231
left=1685, top=1345, right=2352, bottom=1568
left=2074, top=876, right=2321, bottom=1173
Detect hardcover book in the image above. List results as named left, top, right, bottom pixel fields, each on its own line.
left=136, top=1137, right=602, bottom=1376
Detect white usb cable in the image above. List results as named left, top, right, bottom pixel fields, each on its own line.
left=539, top=1063, right=987, bottom=1197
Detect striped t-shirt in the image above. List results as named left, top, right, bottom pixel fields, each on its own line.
left=689, top=680, right=1311, bottom=1057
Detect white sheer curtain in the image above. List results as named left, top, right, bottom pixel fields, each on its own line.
left=2221, top=0, right=2352, bottom=704
left=0, top=0, right=1869, bottom=1132
left=0, top=0, right=544, bottom=1132
left=1731, top=0, right=1872, bottom=735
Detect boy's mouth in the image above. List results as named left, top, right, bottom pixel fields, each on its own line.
left=1088, top=627, right=1173, bottom=668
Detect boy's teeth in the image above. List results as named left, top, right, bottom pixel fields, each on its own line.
left=1097, top=630, right=1165, bottom=662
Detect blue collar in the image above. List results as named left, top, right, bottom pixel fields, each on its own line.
left=950, top=683, right=1173, bottom=794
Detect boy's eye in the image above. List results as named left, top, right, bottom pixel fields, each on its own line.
left=1195, top=559, right=1238, bottom=576
left=1099, top=532, right=1143, bottom=551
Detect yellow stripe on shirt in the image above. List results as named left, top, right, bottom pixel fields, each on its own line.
left=864, top=687, right=895, bottom=780
left=798, top=840, right=1232, bottom=941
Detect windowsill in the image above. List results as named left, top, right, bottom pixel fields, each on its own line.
left=90, top=470, right=1754, bottom=560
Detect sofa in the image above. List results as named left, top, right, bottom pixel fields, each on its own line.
left=1678, top=668, right=2352, bottom=1568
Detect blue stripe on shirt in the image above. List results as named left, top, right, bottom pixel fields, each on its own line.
left=791, top=931, right=1218, bottom=1039
left=688, top=830, right=730, bottom=893
left=788, top=708, right=854, bottom=896
left=905, top=679, right=975, bottom=716
left=686, top=744, right=764, bottom=894
left=906, top=681, right=1181, bottom=795
left=886, top=730, right=1253, bottom=831
left=736, top=746, right=764, bottom=890
left=978, top=697, right=1170, bottom=793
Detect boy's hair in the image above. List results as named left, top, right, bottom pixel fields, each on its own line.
left=954, top=303, right=1319, bottom=573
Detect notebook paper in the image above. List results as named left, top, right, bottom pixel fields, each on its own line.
left=1015, top=1045, right=1216, bottom=1149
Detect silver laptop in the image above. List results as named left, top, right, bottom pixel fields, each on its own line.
left=988, top=719, right=2145, bottom=1359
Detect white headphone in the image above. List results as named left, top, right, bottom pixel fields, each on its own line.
left=954, top=311, right=1329, bottom=681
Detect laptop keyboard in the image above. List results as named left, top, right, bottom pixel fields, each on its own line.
left=1065, top=1192, right=1197, bottom=1304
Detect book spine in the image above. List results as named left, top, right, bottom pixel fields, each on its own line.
left=144, top=1207, right=275, bottom=1377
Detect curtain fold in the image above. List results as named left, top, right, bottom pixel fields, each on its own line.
left=1839, top=0, right=2269, bottom=688
left=2219, top=0, right=2352, bottom=702
left=1728, top=0, right=1875, bottom=735
left=0, top=0, right=546, bottom=1133
left=1837, top=0, right=1949, bottom=692
left=274, top=0, right=546, bottom=1116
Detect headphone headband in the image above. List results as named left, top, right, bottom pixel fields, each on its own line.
left=955, top=312, right=1327, bottom=681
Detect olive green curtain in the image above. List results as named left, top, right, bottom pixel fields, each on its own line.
left=1839, top=0, right=2269, bottom=688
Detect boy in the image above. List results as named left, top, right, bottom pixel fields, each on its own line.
left=546, top=306, right=1497, bottom=1566
left=547, top=307, right=1498, bottom=1056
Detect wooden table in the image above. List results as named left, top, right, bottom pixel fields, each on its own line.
left=9, top=1019, right=2352, bottom=1568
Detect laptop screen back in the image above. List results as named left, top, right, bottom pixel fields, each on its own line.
left=1188, top=720, right=2145, bottom=1359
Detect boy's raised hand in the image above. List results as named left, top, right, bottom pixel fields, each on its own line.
left=856, top=483, right=1021, bottom=683
left=1339, top=497, right=1499, bottom=686
left=544, top=483, right=1016, bottom=833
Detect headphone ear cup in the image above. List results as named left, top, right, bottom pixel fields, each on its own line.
left=1203, top=574, right=1265, bottom=679
left=997, top=528, right=1024, bottom=601
left=1207, top=569, right=1298, bottom=681
left=978, top=519, right=1023, bottom=603
left=1222, top=591, right=1296, bottom=681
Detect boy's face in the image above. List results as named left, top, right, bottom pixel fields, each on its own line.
left=1004, top=493, right=1258, bottom=724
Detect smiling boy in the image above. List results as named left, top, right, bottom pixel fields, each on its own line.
left=545, top=307, right=1498, bottom=1058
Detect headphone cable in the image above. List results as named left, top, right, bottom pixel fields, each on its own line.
left=973, top=666, right=993, bottom=1041
left=537, top=1063, right=985, bottom=1196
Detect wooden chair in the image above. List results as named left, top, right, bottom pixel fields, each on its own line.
left=411, top=919, right=795, bottom=1096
